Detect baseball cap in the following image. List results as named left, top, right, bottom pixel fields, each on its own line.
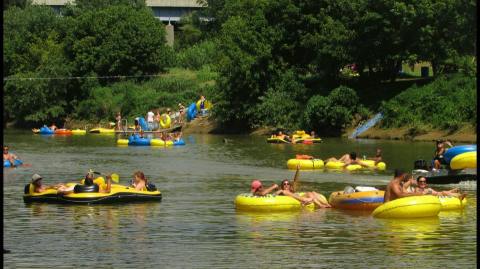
left=251, top=180, right=262, bottom=192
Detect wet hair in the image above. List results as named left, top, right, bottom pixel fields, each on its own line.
left=84, top=177, right=94, bottom=186
left=133, top=170, right=148, bottom=184
left=401, top=173, right=412, bottom=182
left=349, top=152, right=357, bottom=160
left=417, top=176, right=427, bottom=181
left=394, top=169, right=406, bottom=178
left=84, top=172, right=94, bottom=186
left=280, top=179, right=291, bottom=190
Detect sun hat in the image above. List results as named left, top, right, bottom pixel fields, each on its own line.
left=250, top=180, right=262, bottom=192
left=31, top=174, right=43, bottom=182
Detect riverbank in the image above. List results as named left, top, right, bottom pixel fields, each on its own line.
left=351, top=125, right=476, bottom=143
left=184, top=116, right=476, bottom=143
left=8, top=116, right=476, bottom=143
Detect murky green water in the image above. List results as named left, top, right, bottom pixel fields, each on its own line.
left=3, top=129, right=476, bottom=268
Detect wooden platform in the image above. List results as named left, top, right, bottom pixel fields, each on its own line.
left=115, top=124, right=182, bottom=134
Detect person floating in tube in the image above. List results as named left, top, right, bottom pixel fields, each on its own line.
left=367, top=148, right=383, bottom=165
left=72, top=170, right=112, bottom=194
left=3, top=145, right=19, bottom=167
left=415, top=176, right=467, bottom=200
left=276, top=166, right=331, bottom=208
left=325, top=152, right=370, bottom=169
left=276, top=131, right=291, bottom=142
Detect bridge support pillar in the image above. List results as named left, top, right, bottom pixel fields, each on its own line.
left=165, top=23, right=174, bottom=47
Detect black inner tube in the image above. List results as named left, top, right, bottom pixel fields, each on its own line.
left=74, top=184, right=100, bottom=193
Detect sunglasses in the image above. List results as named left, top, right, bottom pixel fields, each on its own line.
left=283, top=182, right=290, bottom=185
left=418, top=180, right=427, bottom=183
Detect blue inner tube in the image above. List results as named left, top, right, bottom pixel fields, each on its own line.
left=138, top=117, right=150, bottom=131
left=187, top=103, right=197, bottom=121
left=128, top=134, right=151, bottom=146
left=173, top=139, right=185, bottom=146
left=444, top=144, right=477, bottom=163
left=4, top=159, right=23, bottom=167
left=39, top=126, right=54, bottom=134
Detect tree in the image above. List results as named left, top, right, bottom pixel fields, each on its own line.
left=64, top=5, right=173, bottom=81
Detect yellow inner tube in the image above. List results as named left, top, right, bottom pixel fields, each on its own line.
left=235, top=192, right=316, bottom=211
left=196, top=99, right=212, bottom=111
left=450, top=151, right=476, bottom=170
left=71, top=129, right=86, bottom=135
left=151, top=139, right=173, bottom=146
left=267, top=137, right=289, bottom=143
left=117, top=139, right=129, bottom=145
left=372, top=195, right=441, bottom=218
left=438, top=196, right=467, bottom=211
left=325, top=160, right=386, bottom=171
left=89, top=127, right=115, bottom=133
left=159, top=114, right=171, bottom=129
left=287, top=159, right=324, bottom=170
left=328, top=190, right=385, bottom=211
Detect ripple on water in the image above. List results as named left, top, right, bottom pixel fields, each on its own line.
left=3, top=131, right=477, bottom=268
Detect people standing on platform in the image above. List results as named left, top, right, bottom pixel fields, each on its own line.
left=146, top=109, right=155, bottom=131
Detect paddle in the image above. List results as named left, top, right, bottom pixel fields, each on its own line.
left=92, top=171, right=119, bottom=183
left=292, top=164, right=300, bottom=192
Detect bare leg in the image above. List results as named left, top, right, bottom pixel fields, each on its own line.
left=311, top=192, right=331, bottom=207
left=305, top=192, right=331, bottom=208
left=326, top=157, right=339, bottom=163
left=284, top=191, right=313, bottom=205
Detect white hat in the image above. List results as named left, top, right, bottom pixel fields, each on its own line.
left=31, top=174, right=43, bottom=182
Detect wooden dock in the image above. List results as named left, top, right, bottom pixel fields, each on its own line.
left=115, top=124, right=182, bottom=134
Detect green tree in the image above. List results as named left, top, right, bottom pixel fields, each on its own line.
left=304, top=86, right=364, bottom=135
left=65, top=5, right=173, bottom=81
left=3, top=5, right=60, bottom=77
left=415, top=0, right=476, bottom=75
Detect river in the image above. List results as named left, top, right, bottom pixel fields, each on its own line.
left=3, top=129, right=477, bottom=268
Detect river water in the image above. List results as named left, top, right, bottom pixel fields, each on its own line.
left=3, top=129, right=477, bottom=268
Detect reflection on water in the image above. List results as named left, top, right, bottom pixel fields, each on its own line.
left=3, top=130, right=477, bottom=268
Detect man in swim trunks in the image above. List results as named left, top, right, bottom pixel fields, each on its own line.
left=384, top=170, right=424, bottom=202
left=3, top=145, right=19, bottom=166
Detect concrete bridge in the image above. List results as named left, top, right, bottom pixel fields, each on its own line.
left=32, top=0, right=205, bottom=45
left=32, top=0, right=203, bottom=22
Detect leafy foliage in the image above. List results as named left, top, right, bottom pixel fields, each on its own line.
left=303, top=86, right=366, bottom=135
left=380, top=74, right=476, bottom=130
left=3, top=0, right=476, bottom=134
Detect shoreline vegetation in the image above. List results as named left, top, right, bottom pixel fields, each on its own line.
left=3, top=1, right=476, bottom=141
left=7, top=116, right=476, bottom=143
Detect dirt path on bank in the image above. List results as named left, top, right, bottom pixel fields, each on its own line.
left=354, top=125, right=476, bottom=143
left=182, top=116, right=218, bottom=134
